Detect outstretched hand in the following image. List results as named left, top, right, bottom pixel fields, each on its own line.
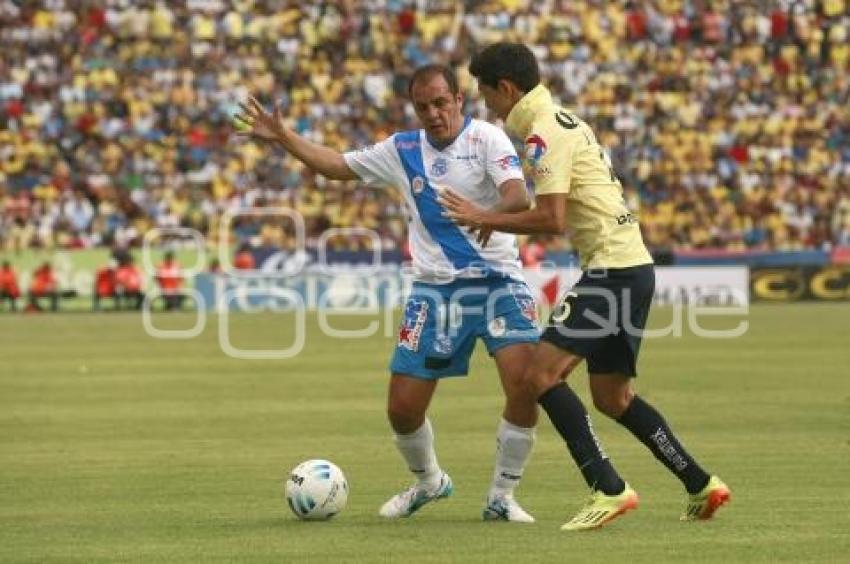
left=438, top=188, right=493, bottom=247
left=232, top=95, right=287, bottom=142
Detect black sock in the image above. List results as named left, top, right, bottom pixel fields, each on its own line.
left=616, top=395, right=710, bottom=494
left=538, top=383, right=625, bottom=495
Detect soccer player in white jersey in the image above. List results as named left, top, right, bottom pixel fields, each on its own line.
left=235, top=65, right=540, bottom=522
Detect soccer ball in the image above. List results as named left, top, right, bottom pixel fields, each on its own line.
left=285, top=459, right=348, bottom=520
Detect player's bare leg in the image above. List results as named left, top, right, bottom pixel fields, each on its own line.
left=589, top=372, right=730, bottom=521
left=379, top=374, right=453, bottom=518
left=386, top=373, right=437, bottom=434
left=482, top=343, right=537, bottom=523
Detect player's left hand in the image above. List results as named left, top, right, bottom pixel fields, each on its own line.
left=470, top=226, right=493, bottom=247
left=439, top=188, right=490, bottom=236
left=232, top=95, right=287, bottom=142
left=438, top=188, right=493, bottom=247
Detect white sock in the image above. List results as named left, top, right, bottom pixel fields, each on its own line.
left=490, top=418, right=535, bottom=499
left=394, top=418, right=442, bottom=491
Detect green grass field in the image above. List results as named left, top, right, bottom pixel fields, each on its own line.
left=1, top=304, right=849, bottom=563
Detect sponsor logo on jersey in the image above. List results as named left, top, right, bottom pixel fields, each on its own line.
left=524, top=134, right=548, bottom=166
left=430, top=157, right=449, bottom=177
left=395, top=139, right=420, bottom=151
left=496, top=154, right=521, bottom=170
left=398, top=299, right=429, bottom=351
left=411, top=176, right=425, bottom=194
left=533, top=164, right=552, bottom=178
left=516, top=295, right=538, bottom=322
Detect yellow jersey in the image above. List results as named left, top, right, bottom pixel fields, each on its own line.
left=505, top=85, right=653, bottom=269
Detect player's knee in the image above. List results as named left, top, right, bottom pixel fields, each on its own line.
left=502, top=373, right=532, bottom=403
left=522, top=365, right=561, bottom=401
left=592, top=389, right=633, bottom=419
left=386, top=398, right=424, bottom=433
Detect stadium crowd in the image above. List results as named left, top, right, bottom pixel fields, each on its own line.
left=0, top=0, right=849, bottom=260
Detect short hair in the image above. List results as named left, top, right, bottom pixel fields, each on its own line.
left=469, top=42, right=540, bottom=93
left=408, top=64, right=460, bottom=98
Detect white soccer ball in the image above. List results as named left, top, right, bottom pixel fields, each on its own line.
left=285, top=459, right=349, bottom=520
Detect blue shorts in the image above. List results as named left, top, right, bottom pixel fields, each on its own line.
left=390, top=278, right=540, bottom=379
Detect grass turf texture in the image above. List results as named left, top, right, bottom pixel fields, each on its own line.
left=1, top=304, right=849, bottom=563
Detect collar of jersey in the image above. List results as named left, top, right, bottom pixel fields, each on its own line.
left=505, top=84, right=552, bottom=138
left=425, top=115, right=472, bottom=151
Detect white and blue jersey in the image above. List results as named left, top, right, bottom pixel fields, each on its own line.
left=343, top=116, right=539, bottom=379
left=343, top=117, right=525, bottom=283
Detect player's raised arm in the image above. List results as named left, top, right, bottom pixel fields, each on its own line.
left=234, top=95, right=358, bottom=181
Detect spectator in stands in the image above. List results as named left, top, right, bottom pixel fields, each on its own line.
left=0, top=260, right=21, bottom=311
left=93, top=260, right=117, bottom=311
left=28, top=262, right=58, bottom=312
left=233, top=242, right=256, bottom=270
left=155, top=251, right=183, bottom=311
left=0, top=1, right=847, bottom=256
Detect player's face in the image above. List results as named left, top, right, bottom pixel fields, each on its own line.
left=476, top=83, right=513, bottom=121
left=410, top=74, right=464, bottom=142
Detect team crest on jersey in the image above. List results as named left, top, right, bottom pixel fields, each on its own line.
left=496, top=154, right=521, bottom=170
left=524, top=134, right=548, bottom=166
left=488, top=316, right=507, bottom=337
left=430, top=157, right=448, bottom=177
left=398, top=299, right=429, bottom=351
left=411, top=176, right=425, bottom=194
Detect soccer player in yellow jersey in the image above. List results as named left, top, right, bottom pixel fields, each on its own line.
left=440, top=42, right=730, bottom=531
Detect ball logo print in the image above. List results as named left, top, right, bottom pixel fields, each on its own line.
left=285, top=460, right=348, bottom=520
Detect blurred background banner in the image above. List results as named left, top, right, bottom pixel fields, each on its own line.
left=193, top=265, right=749, bottom=312
left=0, top=0, right=848, bottom=311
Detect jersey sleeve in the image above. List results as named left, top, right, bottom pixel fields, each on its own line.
left=482, top=124, right=525, bottom=187
left=524, top=122, right=576, bottom=196
left=342, top=135, right=399, bottom=188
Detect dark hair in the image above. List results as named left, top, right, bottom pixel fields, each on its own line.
left=469, top=42, right=540, bottom=93
left=408, top=64, right=460, bottom=98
